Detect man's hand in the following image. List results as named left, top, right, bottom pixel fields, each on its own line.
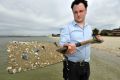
left=95, top=35, right=103, bottom=41
left=93, top=35, right=104, bottom=43
left=64, top=43, right=76, bottom=54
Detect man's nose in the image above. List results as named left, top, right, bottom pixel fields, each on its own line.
left=77, top=12, right=81, bottom=16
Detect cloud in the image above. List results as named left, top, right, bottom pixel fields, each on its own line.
left=0, top=0, right=120, bottom=35
left=87, top=0, right=120, bottom=29
left=0, top=0, right=74, bottom=36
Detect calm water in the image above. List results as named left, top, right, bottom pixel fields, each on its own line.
left=0, top=36, right=54, bottom=44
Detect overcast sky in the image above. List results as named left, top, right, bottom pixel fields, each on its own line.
left=0, top=0, right=120, bottom=36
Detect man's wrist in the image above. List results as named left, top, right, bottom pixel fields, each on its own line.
left=92, top=36, right=103, bottom=43
left=75, top=42, right=81, bottom=47
left=93, top=36, right=97, bottom=41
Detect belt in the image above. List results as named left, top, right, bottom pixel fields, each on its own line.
left=68, top=60, right=89, bottom=66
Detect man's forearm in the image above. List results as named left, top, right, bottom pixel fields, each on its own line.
left=57, top=37, right=103, bottom=54
left=75, top=39, right=93, bottom=47
left=75, top=37, right=103, bottom=47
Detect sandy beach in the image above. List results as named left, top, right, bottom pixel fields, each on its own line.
left=92, top=36, right=120, bottom=55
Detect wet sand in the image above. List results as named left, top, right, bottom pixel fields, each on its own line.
left=90, top=48, right=120, bottom=80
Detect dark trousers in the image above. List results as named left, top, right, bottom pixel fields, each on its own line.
left=63, top=60, right=90, bottom=80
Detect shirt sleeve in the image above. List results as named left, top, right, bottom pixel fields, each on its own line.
left=59, top=26, right=70, bottom=46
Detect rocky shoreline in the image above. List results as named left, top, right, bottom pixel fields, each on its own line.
left=7, top=41, right=64, bottom=74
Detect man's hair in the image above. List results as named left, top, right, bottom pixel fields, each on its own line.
left=71, top=0, right=88, bottom=9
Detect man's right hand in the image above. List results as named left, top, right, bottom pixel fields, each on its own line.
left=64, top=43, right=76, bottom=54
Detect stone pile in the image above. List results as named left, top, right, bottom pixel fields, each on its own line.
left=7, top=41, right=64, bottom=74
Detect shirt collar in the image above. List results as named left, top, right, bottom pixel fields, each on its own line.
left=72, top=20, right=88, bottom=27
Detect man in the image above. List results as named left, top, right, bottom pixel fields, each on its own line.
left=59, top=0, right=102, bottom=80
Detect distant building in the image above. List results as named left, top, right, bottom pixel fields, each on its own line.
left=100, top=27, right=120, bottom=36
left=111, top=28, right=120, bottom=36
left=100, top=30, right=112, bottom=36
left=52, top=34, right=60, bottom=37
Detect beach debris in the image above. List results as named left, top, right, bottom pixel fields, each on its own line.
left=54, top=42, right=58, bottom=47
left=6, top=67, right=17, bottom=74
left=33, top=48, right=40, bottom=52
left=21, top=52, right=29, bottom=60
left=7, top=41, right=64, bottom=74
left=41, top=46, right=45, bottom=50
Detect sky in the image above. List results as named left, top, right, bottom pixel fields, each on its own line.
left=0, top=0, right=120, bottom=36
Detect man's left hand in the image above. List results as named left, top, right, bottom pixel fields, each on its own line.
left=94, top=35, right=104, bottom=43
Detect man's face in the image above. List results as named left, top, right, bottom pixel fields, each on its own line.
left=72, top=3, right=87, bottom=23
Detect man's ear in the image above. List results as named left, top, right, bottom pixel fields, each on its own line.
left=85, top=8, right=87, bottom=14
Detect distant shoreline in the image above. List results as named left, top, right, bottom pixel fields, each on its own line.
left=0, top=36, right=47, bottom=37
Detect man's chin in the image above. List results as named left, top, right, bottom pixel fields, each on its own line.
left=75, top=20, right=83, bottom=23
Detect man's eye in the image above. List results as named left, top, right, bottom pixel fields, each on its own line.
left=74, top=11, right=78, bottom=14
left=79, top=10, right=84, bottom=12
